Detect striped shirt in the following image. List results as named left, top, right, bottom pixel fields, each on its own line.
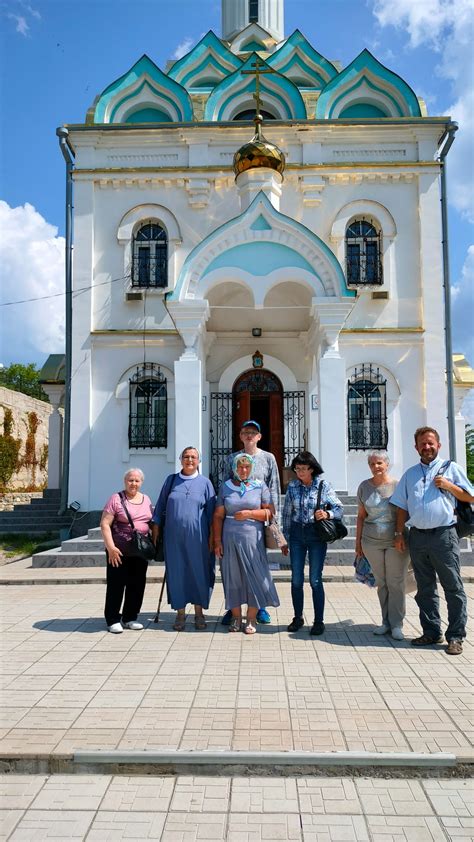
left=282, top=478, right=343, bottom=540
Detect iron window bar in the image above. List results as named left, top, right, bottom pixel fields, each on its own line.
left=131, top=223, right=168, bottom=288
left=345, top=219, right=383, bottom=286
left=129, top=363, right=167, bottom=449
left=347, top=364, right=388, bottom=450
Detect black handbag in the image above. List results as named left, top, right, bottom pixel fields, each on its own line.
left=154, top=474, right=177, bottom=562
left=312, top=481, right=348, bottom=544
left=438, top=462, right=474, bottom=538
left=119, top=493, right=156, bottom=561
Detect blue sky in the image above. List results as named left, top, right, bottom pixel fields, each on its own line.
left=1, top=0, right=472, bottom=411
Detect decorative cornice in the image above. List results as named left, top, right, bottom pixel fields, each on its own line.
left=340, top=327, right=424, bottom=333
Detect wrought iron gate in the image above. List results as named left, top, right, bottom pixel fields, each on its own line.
left=283, top=391, right=306, bottom=466
left=209, top=392, right=233, bottom=491
left=209, top=390, right=305, bottom=490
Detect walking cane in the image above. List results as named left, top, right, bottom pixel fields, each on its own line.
left=154, top=570, right=167, bottom=623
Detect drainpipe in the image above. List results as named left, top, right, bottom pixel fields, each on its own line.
left=56, top=127, right=75, bottom=514
left=437, top=121, right=458, bottom=461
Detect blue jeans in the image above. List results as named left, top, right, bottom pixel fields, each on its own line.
left=289, top=523, right=327, bottom=621
left=408, top=526, right=467, bottom=641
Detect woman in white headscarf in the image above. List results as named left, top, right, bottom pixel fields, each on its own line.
left=213, top=454, right=280, bottom=634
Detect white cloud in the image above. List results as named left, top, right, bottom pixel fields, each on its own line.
left=0, top=201, right=65, bottom=366
left=172, top=37, right=195, bottom=60
left=372, top=0, right=474, bottom=223
left=7, top=12, right=28, bottom=35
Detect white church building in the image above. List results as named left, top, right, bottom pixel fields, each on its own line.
left=52, top=0, right=471, bottom=512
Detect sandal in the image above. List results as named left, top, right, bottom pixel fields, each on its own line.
left=228, top=618, right=241, bottom=633
left=194, top=615, right=207, bottom=630
left=411, top=634, right=443, bottom=646
left=244, top=622, right=256, bottom=635
left=173, top=613, right=186, bottom=632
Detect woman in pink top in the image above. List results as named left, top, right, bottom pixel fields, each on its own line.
left=100, top=468, right=153, bottom=633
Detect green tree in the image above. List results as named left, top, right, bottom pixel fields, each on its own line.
left=466, top=425, right=474, bottom=483
left=0, top=363, right=49, bottom=402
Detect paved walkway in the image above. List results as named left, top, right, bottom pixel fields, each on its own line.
left=2, top=773, right=473, bottom=840
left=0, top=566, right=472, bottom=840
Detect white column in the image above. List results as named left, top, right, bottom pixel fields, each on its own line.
left=319, top=348, right=347, bottom=492
left=312, top=300, right=355, bottom=492
left=41, top=384, right=64, bottom=489
left=418, top=171, right=449, bottom=439
left=167, top=300, right=210, bottom=468
left=68, top=178, right=94, bottom=509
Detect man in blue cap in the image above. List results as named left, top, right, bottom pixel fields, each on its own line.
left=221, top=419, right=281, bottom=625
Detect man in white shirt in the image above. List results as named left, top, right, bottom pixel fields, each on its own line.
left=391, top=426, right=473, bottom=655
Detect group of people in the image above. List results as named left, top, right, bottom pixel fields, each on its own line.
left=100, top=422, right=473, bottom=655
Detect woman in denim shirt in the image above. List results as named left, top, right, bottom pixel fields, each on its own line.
left=282, top=451, right=343, bottom=635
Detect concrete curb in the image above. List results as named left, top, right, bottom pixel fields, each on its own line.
left=3, top=750, right=473, bottom=778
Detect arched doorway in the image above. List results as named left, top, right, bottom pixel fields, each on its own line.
left=233, top=369, right=284, bottom=479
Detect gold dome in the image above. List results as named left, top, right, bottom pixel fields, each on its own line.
left=233, top=117, right=285, bottom=177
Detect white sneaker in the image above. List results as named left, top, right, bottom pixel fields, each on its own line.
left=108, top=622, right=123, bottom=634
left=123, top=621, right=144, bottom=630
left=391, top=627, right=404, bottom=640
left=373, top=624, right=390, bottom=635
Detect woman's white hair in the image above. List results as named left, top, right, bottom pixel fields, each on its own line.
left=180, top=446, right=201, bottom=460
left=367, top=451, right=390, bottom=466
left=123, top=467, right=145, bottom=483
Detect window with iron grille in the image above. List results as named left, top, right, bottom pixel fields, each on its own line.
left=345, top=219, right=382, bottom=285
left=131, top=223, right=168, bottom=288
left=129, top=363, right=167, bottom=448
left=249, top=0, right=259, bottom=22
left=347, top=364, right=388, bottom=450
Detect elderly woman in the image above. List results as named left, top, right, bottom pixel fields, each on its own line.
left=101, top=468, right=153, bottom=633
left=356, top=451, right=410, bottom=640
left=213, top=454, right=280, bottom=634
left=282, top=451, right=343, bottom=635
left=152, top=447, right=216, bottom=631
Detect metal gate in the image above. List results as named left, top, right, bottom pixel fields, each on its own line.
left=283, top=391, right=306, bottom=467
left=209, top=392, right=233, bottom=491
left=210, top=390, right=306, bottom=490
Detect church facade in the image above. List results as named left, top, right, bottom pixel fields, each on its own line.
left=60, top=0, right=469, bottom=511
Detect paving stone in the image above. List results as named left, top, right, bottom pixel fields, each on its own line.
left=7, top=809, right=96, bottom=840
left=86, top=811, right=167, bottom=841
left=227, top=812, right=302, bottom=841
left=160, top=811, right=227, bottom=841
left=364, top=813, right=448, bottom=841
left=101, top=776, right=174, bottom=812
left=29, top=775, right=111, bottom=810
left=301, top=813, right=369, bottom=841
left=0, top=809, right=24, bottom=841
left=421, top=779, right=474, bottom=817
left=0, top=775, right=47, bottom=809
left=170, top=777, right=230, bottom=813
left=297, top=778, right=362, bottom=814
left=230, top=777, right=299, bottom=814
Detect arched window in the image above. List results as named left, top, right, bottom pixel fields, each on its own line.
left=129, top=363, right=167, bottom=448
left=132, top=223, right=168, bottom=288
left=249, top=0, right=259, bottom=22
left=348, top=364, right=388, bottom=450
left=345, top=219, right=382, bottom=285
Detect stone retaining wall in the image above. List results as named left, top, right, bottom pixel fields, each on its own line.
left=0, top=387, right=52, bottom=491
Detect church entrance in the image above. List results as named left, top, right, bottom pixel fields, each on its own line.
left=209, top=374, right=305, bottom=492
left=233, top=369, right=284, bottom=479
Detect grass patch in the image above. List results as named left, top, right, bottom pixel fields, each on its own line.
left=0, top=533, right=60, bottom=559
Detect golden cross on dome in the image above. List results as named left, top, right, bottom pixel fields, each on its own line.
left=241, top=56, right=275, bottom=136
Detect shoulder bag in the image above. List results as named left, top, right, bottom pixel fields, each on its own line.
left=119, top=492, right=156, bottom=561
left=264, top=513, right=287, bottom=550
left=438, top=461, right=474, bottom=538
left=312, top=480, right=348, bottom=543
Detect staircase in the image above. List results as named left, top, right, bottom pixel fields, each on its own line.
left=30, top=494, right=473, bottom=569
left=0, top=489, right=74, bottom=536
left=32, top=494, right=358, bottom=568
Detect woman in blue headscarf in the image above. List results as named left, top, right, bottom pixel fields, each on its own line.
left=213, top=454, right=280, bottom=634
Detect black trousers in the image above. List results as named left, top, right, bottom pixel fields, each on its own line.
left=104, top=552, right=148, bottom=626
